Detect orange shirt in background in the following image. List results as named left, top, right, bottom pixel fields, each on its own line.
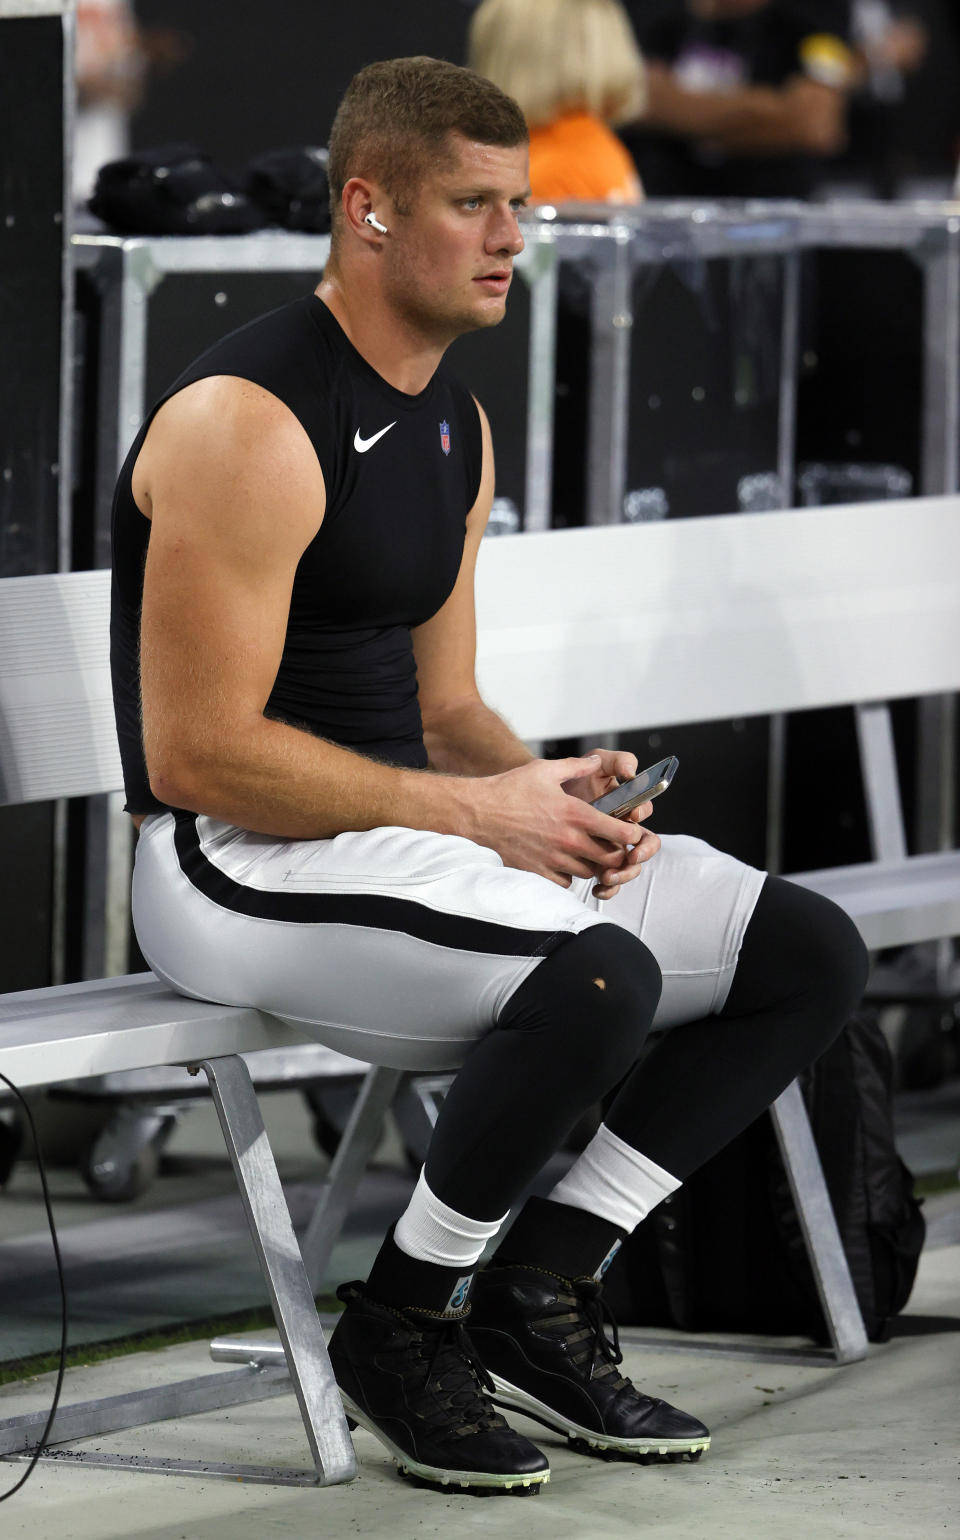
left=528, top=112, right=643, bottom=205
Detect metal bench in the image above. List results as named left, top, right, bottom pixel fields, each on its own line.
left=0, top=978, right=363, bottom=1485
left=1, top=493, right=958, bottom=1479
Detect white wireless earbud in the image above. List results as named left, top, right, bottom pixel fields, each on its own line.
left=364, top=212, right=389, bottom=234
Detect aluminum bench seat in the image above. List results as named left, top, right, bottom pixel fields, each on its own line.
left=0, top=974, right=303, bottom=1088
left=791, top=852, right=960, bottom=952
left=0, top=972, right=370, bottom=1095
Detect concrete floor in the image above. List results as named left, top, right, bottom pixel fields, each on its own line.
left=0, top=1240, right=956, bottom=1540
left=1, top=1070, right=958, bottom=1536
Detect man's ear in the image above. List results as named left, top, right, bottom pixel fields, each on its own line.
left=342, top=177, right=387, bottom=241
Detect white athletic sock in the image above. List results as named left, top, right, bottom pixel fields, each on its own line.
left=549, top=1123, right=681, bottom=1234
left=394, top=1169, right=509, bottom=1269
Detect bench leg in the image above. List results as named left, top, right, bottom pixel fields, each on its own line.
left=300, top=1064, right=404, bottom=1292
left=201, top=1054, right=357, bottom=1485
left=769, top=1078, right=869, bottom=1365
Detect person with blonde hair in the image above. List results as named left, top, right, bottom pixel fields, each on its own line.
left=470, top=0, right=646, bottom=203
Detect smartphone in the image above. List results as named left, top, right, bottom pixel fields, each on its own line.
left=591, top=755, right=678, bottom=818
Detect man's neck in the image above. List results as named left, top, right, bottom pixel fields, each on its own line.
left=315, top=274, right=450, bottom=397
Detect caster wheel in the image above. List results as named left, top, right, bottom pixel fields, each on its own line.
left=82, top=1139, right=159, bottom=1201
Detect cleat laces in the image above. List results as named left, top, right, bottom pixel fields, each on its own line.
left=531, top=1276, right=630, bottom=1388
left=336, top=1280, right=504, bottom=1439
left=401, top=1316, right=506, bottom=1440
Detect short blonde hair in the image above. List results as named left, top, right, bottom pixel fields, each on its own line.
left=469, top=0, right=646, bottom=130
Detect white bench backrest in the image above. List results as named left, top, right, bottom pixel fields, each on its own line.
left=0, top=569, right=122, bottom=804
left=476, top=496, right=960, bottom=740
left=1, top=495, right=958, bottom=804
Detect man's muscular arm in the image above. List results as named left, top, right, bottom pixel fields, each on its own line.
left=138, top=376, right=485, bottom=839
left=137, top=378, right=641, bottom=887
left=413, top=401, right=659, bottom=897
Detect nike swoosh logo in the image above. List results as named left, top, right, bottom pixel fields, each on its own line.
left=353, top=421, right=396, bottom=453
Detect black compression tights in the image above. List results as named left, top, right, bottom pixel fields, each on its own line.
left=424, top=923, right=662, bottom=1220
left=423, top=875, right=869, bottom=1220
left=603, top=875, right=869, bottom=1177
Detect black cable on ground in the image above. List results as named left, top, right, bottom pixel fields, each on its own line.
left=0, top=1072, right=69, bottom=1502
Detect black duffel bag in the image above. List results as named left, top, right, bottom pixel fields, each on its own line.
left=244, top=146, right=331, bottom=233
left=89, top=144, right=266, bottom=235
left=604, top=1013, right=926, bottom=1343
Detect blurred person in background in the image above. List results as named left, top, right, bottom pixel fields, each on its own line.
left=837, top=0, right=960, bottom=198
left=74, top=0, right=190, bottom=207
left=621, top=0, right=856, bottom=197
left=470, top=0, right=646, bottom=204
left=851, top=0, right=927, bottom=89
left=74, top=0, right=146, bottom=202
left=827, top=0, right=929, bottom=196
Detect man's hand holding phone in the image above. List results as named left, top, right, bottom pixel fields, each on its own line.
left=469, top=749, right=673, bottom=898
left=563, top=748, right=673, bottom=901
left=469, top=751, right=647, bottom=892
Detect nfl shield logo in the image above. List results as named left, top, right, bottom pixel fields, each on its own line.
left=439, top=420, right=451, bottom=456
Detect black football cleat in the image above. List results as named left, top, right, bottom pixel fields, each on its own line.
left=469, top=1265, right=710, bottom=1463
left=328, top=1281, right=550, bottom=1494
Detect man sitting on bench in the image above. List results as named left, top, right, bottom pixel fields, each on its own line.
left=110, top=55, right=868, bottom=1497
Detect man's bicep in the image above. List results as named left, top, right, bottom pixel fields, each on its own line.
left=140, top=519, right=295, bottom=735
left=138, top=384, right=323, bottom=783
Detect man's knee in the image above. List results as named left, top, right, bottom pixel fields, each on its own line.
left=732, top=875, right=870, bottom=1046
left=804, top=890, right=870, bottom=1018
left=497, top=923, right=662, bottom=1090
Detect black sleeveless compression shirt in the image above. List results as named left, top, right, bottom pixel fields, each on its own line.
left=110, top=296, right=483, bottom=814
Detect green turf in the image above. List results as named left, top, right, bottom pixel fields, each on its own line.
left=915, top=1167, right=960, bottom=1198
left=0, top=1295, right=344, bottom=1386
